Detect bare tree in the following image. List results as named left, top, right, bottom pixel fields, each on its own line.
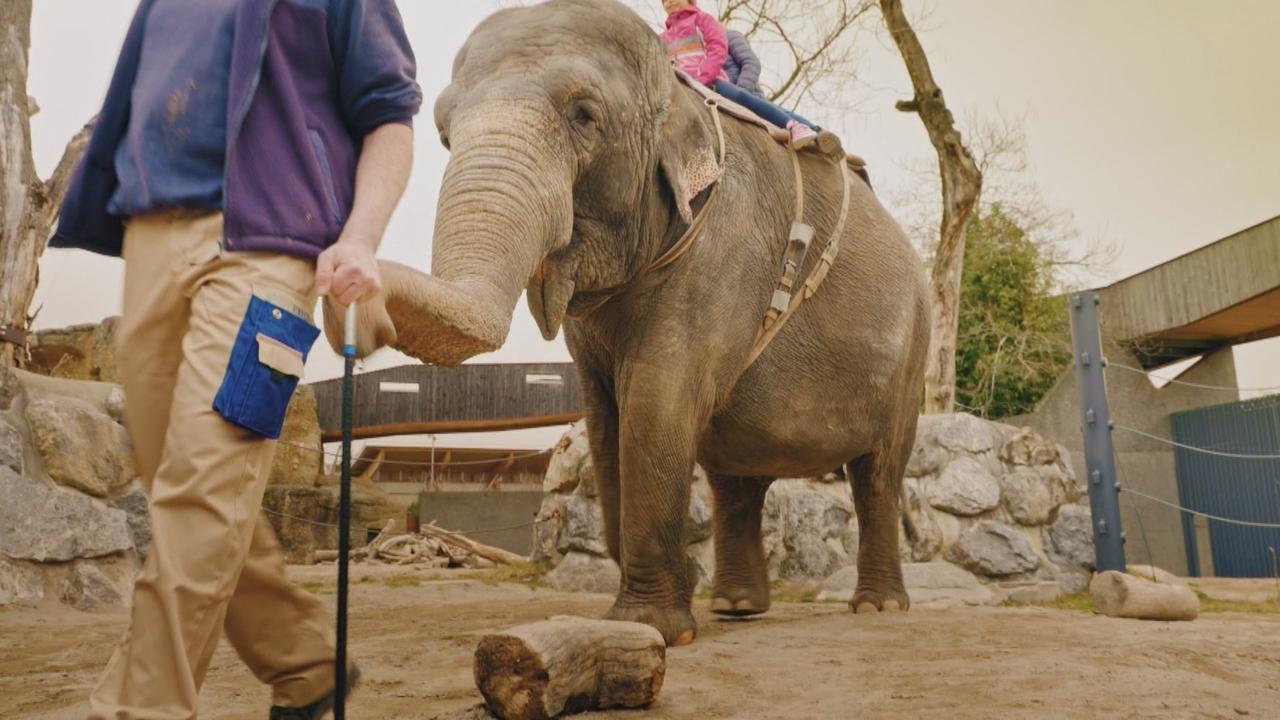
left=879, top=0, right=982, bottom=415
left=716, top=0, right=876, bottom=110
left=0, top=0, right=92, bottom=367
left=894, top=112, right=1116, bottom=289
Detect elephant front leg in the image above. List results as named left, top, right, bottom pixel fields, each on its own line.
left=579, top=368, right=622, bottom=564
left=605, top=388, right=704, bottom=646
left=708, top=474, right=773, bottom=616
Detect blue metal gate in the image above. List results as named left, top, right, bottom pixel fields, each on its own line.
left=1171, top=396, right=1280, bottom=577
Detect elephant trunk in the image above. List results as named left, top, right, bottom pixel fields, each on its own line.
left=350, top=103, right=573, bottom=366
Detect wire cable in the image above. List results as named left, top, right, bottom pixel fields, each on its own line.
left=1112, top=424, right=1280, bottom=460
left=1107, top=361, right=1280, bottom=394
left=277, top=440, right=555, bottom=467
left=1123, top=488, right=1280, bottom=529
left=261, top=506, right=551, bottom=535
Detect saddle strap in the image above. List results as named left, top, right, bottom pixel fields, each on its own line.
left=742, top=163, right=853, bottom=371
left=760, top=150, right=811, bottom=329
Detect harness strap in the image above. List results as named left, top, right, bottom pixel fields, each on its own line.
left=647, top=97, right=726, bottom=274
left=761, top=150, right=812, bottom=329
left=741, top=164, right=853, bottom=371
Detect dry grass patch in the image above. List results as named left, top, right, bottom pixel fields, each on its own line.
left=1029, top=590, right=1280, bottom=615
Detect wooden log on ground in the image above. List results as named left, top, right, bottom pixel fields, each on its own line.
left=1090, top=570, right=1199, bottom=621
left=1125, top=564, right=1185, bottom=585
left=422, top=522, right=527, bottom=566
left=474, top=616, right=666, bottom=720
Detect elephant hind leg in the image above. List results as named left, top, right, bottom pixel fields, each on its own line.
left=846, top=419, right=916, bottom=614
left=708, top=474, right=774, bottom=617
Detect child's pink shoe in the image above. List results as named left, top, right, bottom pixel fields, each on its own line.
left=787, top=120, right=817, bottom=150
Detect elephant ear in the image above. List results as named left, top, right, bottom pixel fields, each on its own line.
left=657, top=83, right=723, bottom=224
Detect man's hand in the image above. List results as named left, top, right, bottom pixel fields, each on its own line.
left=315, top=237, right=382, bottom=305
left=311, top=123, right=413, bottom=305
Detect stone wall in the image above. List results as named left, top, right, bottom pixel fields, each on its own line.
left=2, top=319, right=398, bottom=608
left=1, top=367, right=143, bottom=610
left=534, top=414, right=1094, bottom=602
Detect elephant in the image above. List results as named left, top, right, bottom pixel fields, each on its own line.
left=330, top=0, right=931, bottom=646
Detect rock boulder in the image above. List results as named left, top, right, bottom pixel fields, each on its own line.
left=922, top=413, right=1001, bottom=454
left=111, top=488, right=152, bottom=558
left=26, top=396, right=136, bottom=498
left=999, top=467, right=1058, bottom=525
left=544, top=552, right=620, bottom=594
left=0, top=468, right=132, bottom=562
left=999, top=428, right=1060, bottom=466
left=946, top=521, right=1040, bottom=577
left=543, top=424, right=590, bottom=495
left=60, top=562, right=128, bottom=611
left=816, top=562, right=999, bottom=607
left=557, top=494, right=608, bottom=557
left=262, top=483, right=399, bottom=563
left=0, top=556, right=45, bottom=607
left=269, top=385, right=323, bottom=487
left=763, top=480, right=857, bottom=581
left=927, top=456, right=1000, bottom=516
left=27, top=317, right=120, bottom=383
left=0, top=415, right=21, bottom=474
left=1045, top=504, right=1095, bottom=571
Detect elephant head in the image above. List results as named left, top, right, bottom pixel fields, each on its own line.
left=326, top=0, right=723, bottom=365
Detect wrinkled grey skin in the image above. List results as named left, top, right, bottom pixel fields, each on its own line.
left=349, top=0, right=930, bottom=646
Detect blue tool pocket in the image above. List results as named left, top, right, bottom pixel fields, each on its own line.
left=213, top=296, right=320, bottom=439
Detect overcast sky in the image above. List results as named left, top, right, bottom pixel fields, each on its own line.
left=26, top=1, right=1280, bottom=448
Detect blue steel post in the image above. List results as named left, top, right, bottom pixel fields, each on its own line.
left=1068, top=292, right=1126, bottom=572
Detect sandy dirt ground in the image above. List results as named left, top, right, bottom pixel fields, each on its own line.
left=3, top=565, right=1278, bottom=720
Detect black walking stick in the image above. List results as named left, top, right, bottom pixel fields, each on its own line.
left=335, top=303, right=357, bottom=720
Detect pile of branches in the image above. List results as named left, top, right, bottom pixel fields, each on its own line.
left=318, top=520, right=527, bottom=570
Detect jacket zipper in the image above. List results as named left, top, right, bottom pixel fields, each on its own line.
left=222, top=0, right=280, bottom=251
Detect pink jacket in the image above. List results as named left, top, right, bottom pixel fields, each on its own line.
left=660, top=6, right=728, bottom=86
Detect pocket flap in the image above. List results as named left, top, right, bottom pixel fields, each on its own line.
left=257, top=333, right=305, bottom=377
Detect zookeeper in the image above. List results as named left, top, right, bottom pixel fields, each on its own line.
left=48, top=1, right=421, bottom=717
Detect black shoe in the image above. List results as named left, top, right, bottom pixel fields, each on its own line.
left=269, top=663, right=361, bottom=719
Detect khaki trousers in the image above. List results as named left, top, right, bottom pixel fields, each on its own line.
left=89, top=212, right=335, bottom=719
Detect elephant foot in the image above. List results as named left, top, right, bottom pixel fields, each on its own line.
left=606, top=602, right=697, bottom=647
left=709, top=577, right=770, bottom=617
left=850, top=583, right=911, bottom=615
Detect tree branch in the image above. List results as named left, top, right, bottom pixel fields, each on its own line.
left=38, top=118, right=95, bottom=230
left=879, top=0, right=983, bottom=414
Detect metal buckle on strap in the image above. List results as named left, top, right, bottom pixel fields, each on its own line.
left=770, top=289, right=791, bottom=315
left=768, top=223, right=815, bottom=316
left=784, top=223, right=814, bottom=271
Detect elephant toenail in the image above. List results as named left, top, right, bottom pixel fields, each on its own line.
left=855, top=602, right=880, bottom=614
left=883, top=600, right=901, bottom=611
left=710, top=598, right=733, bottom=613
left=674, top=630, right=696, bottom=646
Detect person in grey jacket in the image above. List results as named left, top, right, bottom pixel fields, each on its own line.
left=723, top=29, right=764, bottom=97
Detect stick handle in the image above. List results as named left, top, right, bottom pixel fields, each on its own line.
left=343, top=302, right=357, bottom=358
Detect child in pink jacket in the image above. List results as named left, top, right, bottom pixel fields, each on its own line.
left=659, top=0, right=818, bottom=149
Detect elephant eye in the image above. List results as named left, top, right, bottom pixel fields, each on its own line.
left=570, top=99, right=600, bottom=130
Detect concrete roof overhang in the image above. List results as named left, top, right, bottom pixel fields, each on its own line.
left=1096, top=214, right=1280, bottom=369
